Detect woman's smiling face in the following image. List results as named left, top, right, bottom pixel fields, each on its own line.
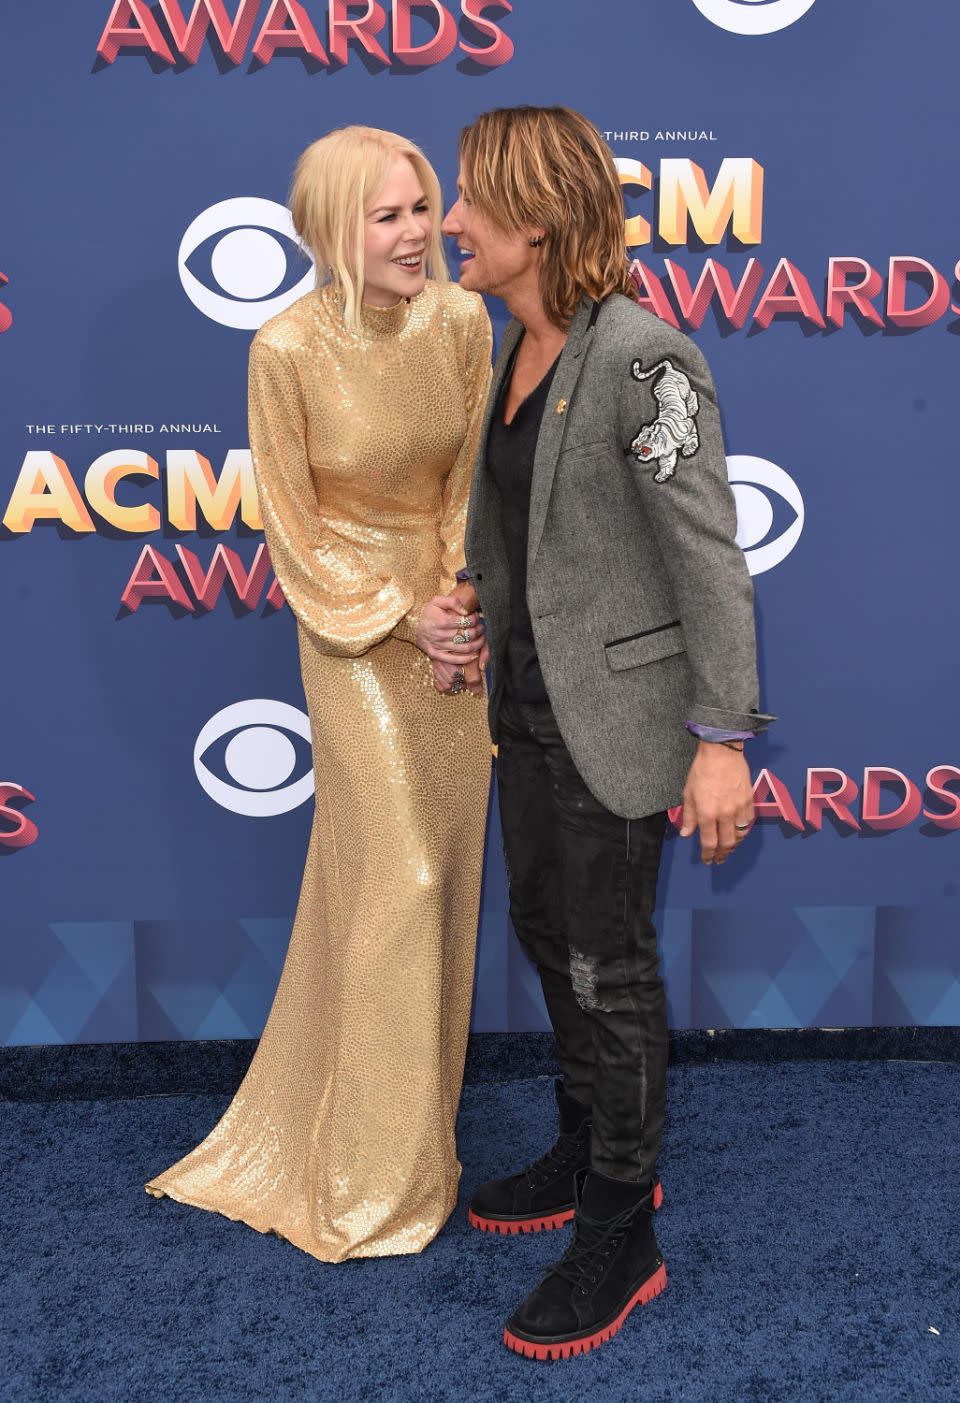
left=361, top=156, right=432, bottom=307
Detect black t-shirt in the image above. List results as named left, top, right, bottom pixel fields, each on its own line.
left=487, top=338, right=561, bottom=704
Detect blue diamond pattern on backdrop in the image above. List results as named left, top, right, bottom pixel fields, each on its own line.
left=661, top=908, right=693, bottom=1029
left=135, top=919, right=290, bottom=1040
left=691, top=907, right=876, bottom=1028
left=0, top=922, right=136, bottom=1045
left=4, top=906, right=959, bottom=1044
left=506, top=931, right=551, bottom=1032
left=874, top=906, right=960, bottom=1025
left=471, top=784, right=510, bottom=1032
left=472, top=911, right=510, bottom=1033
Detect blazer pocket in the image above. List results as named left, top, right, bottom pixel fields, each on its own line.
left=559, top=436, right=609, bottom=458
left=604, top=620, right=685, bottom=672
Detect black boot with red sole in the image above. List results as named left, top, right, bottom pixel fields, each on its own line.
left=502, top=1170, right=665, bottom=1361
left=467, top=1080, right=663, bottom=1236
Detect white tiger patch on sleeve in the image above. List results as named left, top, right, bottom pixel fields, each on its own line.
left=629, top=358, right=700, bottom=483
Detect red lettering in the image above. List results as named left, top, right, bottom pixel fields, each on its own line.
left=97, top=0, right=176, bottom=63
left=664, top=257, right=763, bottom=331
left=459, top=0, right=513, bottom=66
left=753, top=258, right=826, bottom=330
left=752, top=768, right=804, bottom=831
left=157, top=0, right=260, bottom=64
left=0, top=783, right=39, bottom=850
left=805, top=768, right=860, bottom=831
left=825, top=257, right=884, bottom=329
left=329, top=0, right=390, bottom=62
left=0, top=270, right=11, bottom=335
left=252, top=0, right=329, bottom=63
left=886, top=256, right=951, bottom=329
left=121, top=544, right=285, bottom=612
left=121, top=545, right=195, bottom=612
left=627, top=261, right=680, bottom=330
left=392, top=0, right=457, bottom=64
left=923, top=765, right=960, bottom=831
left=674, top=765, right=959, bottom=838
left=861, top=766, right=922, bottom=832
left=96, top=0, right=176, bottom=63
left=176, top=542, right=276, bottom=610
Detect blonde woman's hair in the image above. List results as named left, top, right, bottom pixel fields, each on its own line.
left=290, top=125, right=448, bottom=330
left=458, top=106, right=636, bottom=329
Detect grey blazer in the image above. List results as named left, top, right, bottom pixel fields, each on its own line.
left=464, top=293, right=772, bottom=819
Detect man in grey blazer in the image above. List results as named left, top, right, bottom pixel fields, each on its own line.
left=434, top=106, right=773, bottom=1360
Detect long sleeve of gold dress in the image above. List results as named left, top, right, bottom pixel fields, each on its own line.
left=145, top=281, right=493, bottom=1262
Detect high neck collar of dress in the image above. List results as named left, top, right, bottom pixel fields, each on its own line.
left=316, top=284, right=422, bottom=338
left=358, top=295, right=413, bottom=337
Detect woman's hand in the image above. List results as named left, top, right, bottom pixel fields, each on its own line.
left=449, top=581, right=481, bottom=616
left=432, top=657, right=484, bottom=696
left=416, top=593, right=485, bottom=666
left=432, top=660, right=458, bottom=693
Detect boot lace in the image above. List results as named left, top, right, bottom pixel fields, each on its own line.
left=553, top=1203, right=649, bottom=1293
left=523, top=1128, right=586, bottom=1190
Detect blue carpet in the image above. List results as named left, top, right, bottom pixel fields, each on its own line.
left=2, top=1064, right=958, bottom=1402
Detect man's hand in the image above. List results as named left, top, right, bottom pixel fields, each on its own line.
left=415, top=593, right=484, bottom=666
left=679, top=741, right=754, bottom=865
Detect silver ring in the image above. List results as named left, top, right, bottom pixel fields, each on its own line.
left=453, top=630, right=468, bottom=645
left=450, top=667, right=465, bottom=695
left=735, top=822, right=752, bottom=830
left=457, top=615, right=472, bottom=629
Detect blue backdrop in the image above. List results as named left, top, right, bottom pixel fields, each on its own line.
left=2, top=0, right=958, bottom=1045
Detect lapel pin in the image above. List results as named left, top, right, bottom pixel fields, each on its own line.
left=555, top=398, right=567, bottom=415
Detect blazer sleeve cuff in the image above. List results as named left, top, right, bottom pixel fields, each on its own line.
left=686, top=705, right=777, bottom=734
left=686, top=722, right=756, bottom=743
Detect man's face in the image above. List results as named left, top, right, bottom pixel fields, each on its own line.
left=442, top=170, right=538, bottom=300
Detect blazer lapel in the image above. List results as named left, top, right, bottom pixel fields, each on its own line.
left=527, top=298, right=596, bottom=565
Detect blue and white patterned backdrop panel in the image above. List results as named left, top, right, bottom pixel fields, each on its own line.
left=2, top=0, right=958, bottom=1043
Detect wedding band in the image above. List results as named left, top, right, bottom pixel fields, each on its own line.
left=735, top=822, right=752, bottom=830
left=453, top=630, right=468, bottom=645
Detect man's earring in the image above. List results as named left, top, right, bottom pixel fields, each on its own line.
left=528, top=235, right=545, bottom=247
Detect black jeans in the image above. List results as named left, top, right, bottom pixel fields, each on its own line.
left=497, top=690, right=668, bottom=1182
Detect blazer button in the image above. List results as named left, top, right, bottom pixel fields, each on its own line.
left=475, top=571, right=483, bottom=582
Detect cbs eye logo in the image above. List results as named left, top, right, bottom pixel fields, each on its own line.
left=726, top=455, right=804, bottom=575
left=194, top=700, right=314, bottom=816
left=178, top=198, right=315, bottom=330
left=690, top=0, right=817, bottom=35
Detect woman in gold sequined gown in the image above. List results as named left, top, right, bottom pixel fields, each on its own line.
left=146, top=129, right=493, bottom=1262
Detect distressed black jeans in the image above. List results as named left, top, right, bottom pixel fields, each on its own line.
left=496, top=690, right=668, bottom=1182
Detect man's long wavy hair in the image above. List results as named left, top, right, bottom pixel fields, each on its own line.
left=458, top=106, right=636, bottom=329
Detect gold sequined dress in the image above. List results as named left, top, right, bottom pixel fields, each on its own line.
left=146, top=281, right=493, bottom=1262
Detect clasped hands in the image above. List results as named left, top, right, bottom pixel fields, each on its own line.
left=416, top=598, right=756, bottom=863
left=415, top=588, right=488, bottom=696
